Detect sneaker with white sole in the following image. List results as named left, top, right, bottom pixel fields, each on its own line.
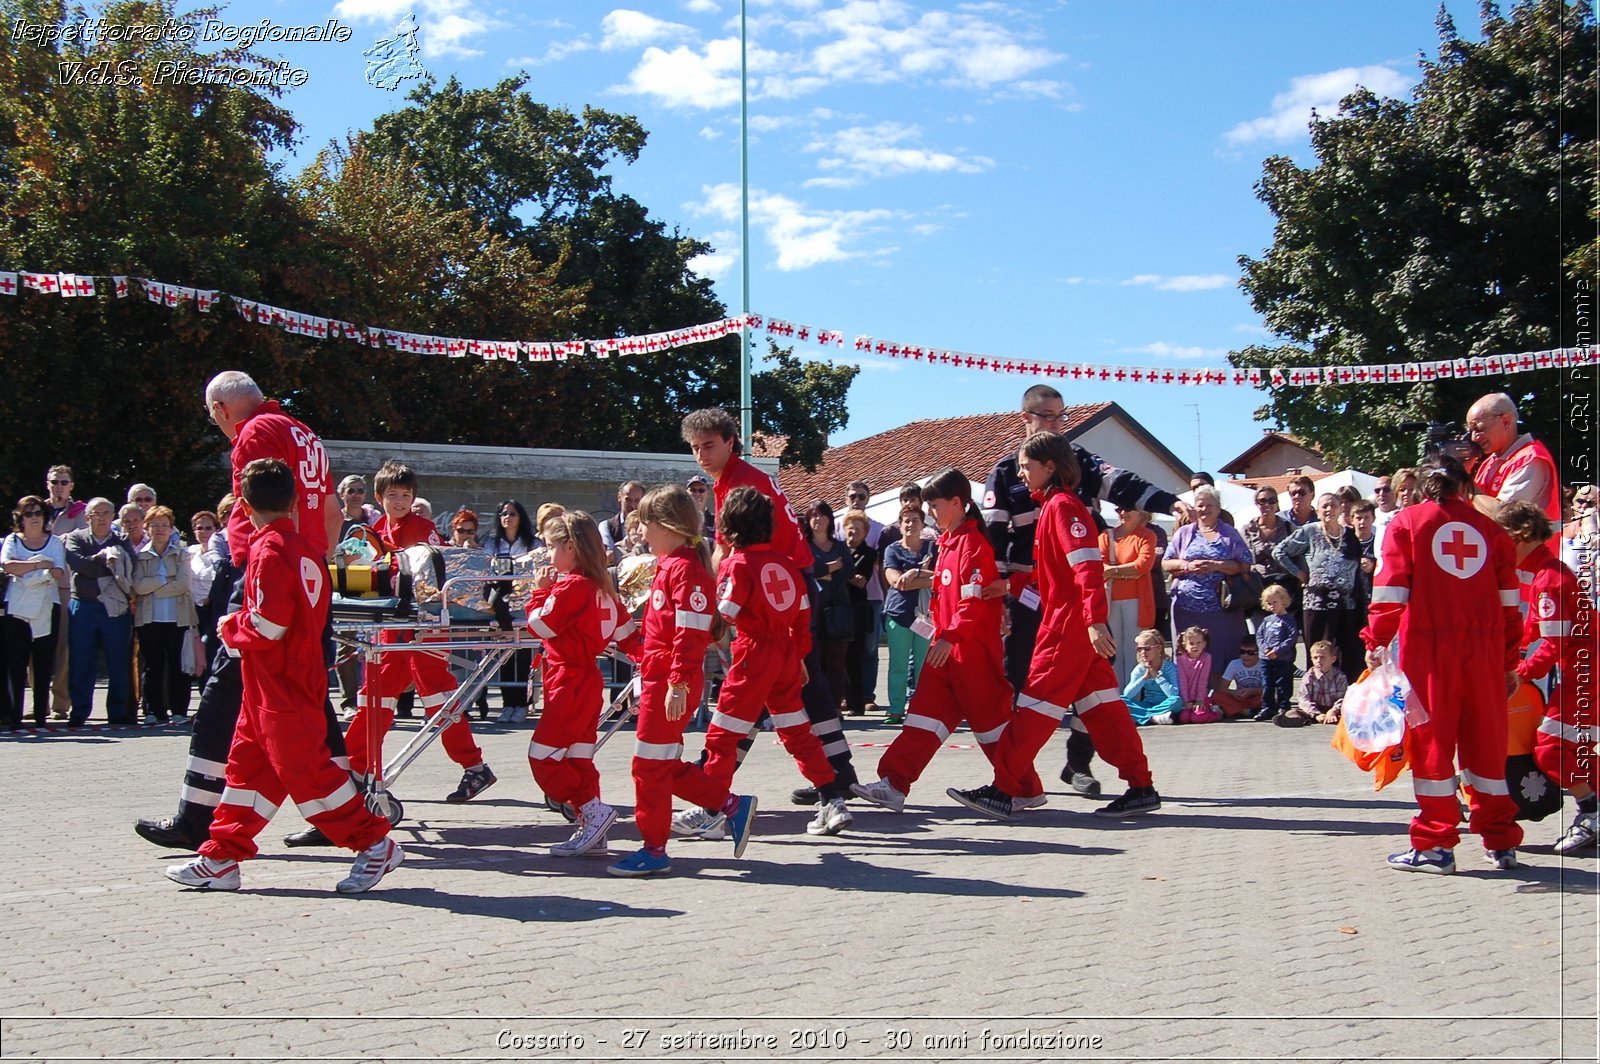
left=551, top=800, right=617, bottom=857
left=1554, top=811, right=1599, bottom=854
left=946, top=784, right=1014, bottom=820
left=1013, top=792, right=1048, bottom=811
left=1484, top=848, right=1519, bottom=870
left=807, top=797, right=853, bottom=836
left=608, top=848, right=672, bottom=877
left=850, top=778, right=906, bottom=813
left=336, top=838, right=404, bottom=893
left=670, top=807, right=726, bottom=840
left=726, top=795, right=758, bottom=858
left=1093, top=786, right=1161, bottom=818
left=1387, top=846, right=1455, bottom=874
left=446, top=763, right=497, bottom=804
left=165, top=854, right=241, bottom=891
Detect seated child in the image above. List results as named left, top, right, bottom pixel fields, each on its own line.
left=1212, top=638, right=1266, bottom=719
left=1276, top=639, right=1346, bottom=727
left=1123, top=629, right=1182, bottom=726
left=1175, top=625, right=1221, bottom=724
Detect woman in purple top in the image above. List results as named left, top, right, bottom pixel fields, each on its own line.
left=1161, top=485, right=1254, bottom=670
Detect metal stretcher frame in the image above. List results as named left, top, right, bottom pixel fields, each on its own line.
left=331, top=574, right=636, bottom=825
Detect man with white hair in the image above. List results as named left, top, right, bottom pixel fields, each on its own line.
left=135, top=371, right=346, bottom=851
left=1466, top=392, right=1559, bottom=525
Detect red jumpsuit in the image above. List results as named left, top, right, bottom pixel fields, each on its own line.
left=201, top=519, right=388, bottom=861
left=526, top=574, right=632, bottom=808
left=992, top=489, right=1152, bottom=797
left=876, top=517, right=1021, bottom=796
left=1361, top=496, right=1524, bottom=852
left=345, top=512, right=483, bottom=775
left=1517, top=545, right=1595, bottom=789
left=628, top=548, right=729, bottom=849
left=701, top=545, right=836, bottom=791
left=225, top=401, right=333, bottom=568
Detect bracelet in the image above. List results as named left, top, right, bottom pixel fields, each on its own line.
left=667, top=683, right=689, bottom=694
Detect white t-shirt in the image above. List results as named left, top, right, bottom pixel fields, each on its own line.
left=1223, top=658, right=1266, bottom=691
left=1, top=533, right=67, bottom=611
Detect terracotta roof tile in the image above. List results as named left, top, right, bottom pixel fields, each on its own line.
left=778, top=403, right=1112, bottom=508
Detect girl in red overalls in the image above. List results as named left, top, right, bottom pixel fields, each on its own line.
left=526, top=511, right=634, bottom=858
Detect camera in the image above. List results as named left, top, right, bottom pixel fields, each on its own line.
left=1397, top=420, right=1481, bottom=465
left=489, top=555, right=513, bottom=577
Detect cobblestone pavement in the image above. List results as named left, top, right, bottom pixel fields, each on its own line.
left=0, top=703, right=1595, bottom=1063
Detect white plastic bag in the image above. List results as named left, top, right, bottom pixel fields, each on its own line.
left=1343, top=643, right=1418, bottom=753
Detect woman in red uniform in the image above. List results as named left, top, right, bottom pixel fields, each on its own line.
left=610, top=485, right=756, bottom=877
left=1496, top=501, right=1597, bottom=853
left=1361, top=456, right=1524, bottom=874
left=949, top=432, right=1158, bottom=820
left=526, top=511, right=633, bottom=858
left=851, top=467, right=1025, bottom=812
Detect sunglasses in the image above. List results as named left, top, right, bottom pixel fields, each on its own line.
left=133, top=497, right=155, bottom=504
left=458, top=526, right=479, bottom=535
left=49, top=479, right=71, bottom=486
left=689, top=486, right=707, bottom=493
left=1289, top=489, right=1310, bottom=497
left=1375, top=485, right=1393, bottom=494
left=20, top=509, right=44, bottom=518
left=1577, top=498, right=1596, bottom=508
left=1256, top=498, right=1277, bottom=506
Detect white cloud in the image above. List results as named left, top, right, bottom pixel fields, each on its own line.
left=690, top=183, right=903, bottom=270
left=1225, top=64, right=1413, bottom=145
left=687, top=249, right=737, bottom=280
left=804, top=122, right=993, bottom=185
left=698, top=125, right=723, bottom=139
left=685, top=0, right=721, bottom=11
left=333, top=0, right=498, bottom=59
left=1121, top=273, right=1232, bottom=292
left=601, top=9, right=695, bottom=51
left=612, top=38, right=748, bottom=108
left=910, top=222, right=943, bottom=236
left=1120, top=342, right=1229, bottom=360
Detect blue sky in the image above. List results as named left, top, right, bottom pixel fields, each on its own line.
left=243, top=0, right=1482, bottom=472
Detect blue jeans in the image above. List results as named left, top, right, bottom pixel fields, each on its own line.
left=883, top=615, right=928, bottom=717
left=68, top=599, right=132, bottom=724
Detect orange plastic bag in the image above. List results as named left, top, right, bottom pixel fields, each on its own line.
left=1331, top=713, right=1411, bottom=791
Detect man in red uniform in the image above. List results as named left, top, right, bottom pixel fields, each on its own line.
left=345, top=461, right=496, bottom=804
left=1467, top=393, right=1560, bottom=528
left=165, top=459, right=401, bottom=893
left=1362, top=457, right=1525, bottom=874
left=680, top=408, right=857, bottom=836
left=135, top=371, right=346, bottom=851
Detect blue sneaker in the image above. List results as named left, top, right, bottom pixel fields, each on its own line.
left=726, top=794, right=758, bottom=859
left=1387, top=847, right=1455, bottom=874
left=608, top=848, right=672, bottom=878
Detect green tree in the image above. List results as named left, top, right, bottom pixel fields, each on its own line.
left=1233, top=0, right=1596, bottom=473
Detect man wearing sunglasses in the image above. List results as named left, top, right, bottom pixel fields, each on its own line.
left=44, top=466, right=85, bottom=720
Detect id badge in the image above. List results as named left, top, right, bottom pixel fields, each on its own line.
left=1019, top=586, right=1041, bottom=611
left=911, top=616, right=935, bottom=640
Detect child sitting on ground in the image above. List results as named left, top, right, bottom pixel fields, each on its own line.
left=1254, top=584, right=1299, bottom=722
left=1212, top=638, right=1266, bottom=719
left=1277, top=639, right=1346, bottom=727
left=1123, top=629, right=1182, bottom=726
left=1175, top=625, right=1221, bottom=724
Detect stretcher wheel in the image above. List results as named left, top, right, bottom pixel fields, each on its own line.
left=545, top=794, right=577, bottom=823
left=384, top=796, right=406, bottom=827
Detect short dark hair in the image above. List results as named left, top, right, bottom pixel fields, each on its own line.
left=1021, top=384, right=1063, bottom=411
left=720, top=486, right=773, bottom=548
left=373, top=460, right=420, bottom=497
left=681, top=407, right=738, bottom=443
left=806, top=498, right=836, bottom=538
left=848, top=480, right=870, bottom=495
left=240, top=459, right=295, bottom=514
left=1191, top=471, right=1216, bottom=486
left=899, top=481, right=923, bottom=504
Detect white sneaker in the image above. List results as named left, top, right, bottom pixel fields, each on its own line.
left=850, top=778, right=906, bottom=813
left=336, top=838, right=404, bottom=893
left=1013, top=792, right=1048, bottom=811
left=670, top=807, right=727, bottom=840
left=1150, top=712, right=1176, bottom=725
left=165, top=854, right=240, bottom=891
left=1554, top=811, right=1599, bottom=853
left=551, top=800, right=617, bottom=857
left=807, top=797, right=853, bottom=836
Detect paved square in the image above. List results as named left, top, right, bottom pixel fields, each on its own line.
left=0, top=711, right=1594, bottom=1062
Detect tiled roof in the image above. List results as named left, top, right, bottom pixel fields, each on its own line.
left=777, top=403, right=1112, bottom=509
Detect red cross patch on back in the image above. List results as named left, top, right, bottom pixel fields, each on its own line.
left=1431, top=522, right=1487, bottom=580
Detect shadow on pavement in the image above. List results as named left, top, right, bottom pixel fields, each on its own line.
left=251, top=886, right=685, bottom=920
left=695, top=850, right=1087, bottom=898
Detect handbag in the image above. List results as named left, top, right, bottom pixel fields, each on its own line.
left=1217, top=567, right=1264, bottom=611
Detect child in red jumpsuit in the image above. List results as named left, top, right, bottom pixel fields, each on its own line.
left=525, top=511, right=634, bottom=857
left=344, top=461, right=495, bottom=804
left=609, top=486, right=758, bottom=877
left=949, top=431, right=1159, bottom=820
left=689, top=487, right=841, bottom=830
left=166, top=459, right=400, bottom=894
left=1496, top=501, right=1597, bottom=853
left=1362, top=456, right=1524, bottom=874
left=850, top=467, right=1029, bottom=813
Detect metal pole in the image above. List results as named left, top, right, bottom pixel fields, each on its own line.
left=739, top=0, right=753, bottom=447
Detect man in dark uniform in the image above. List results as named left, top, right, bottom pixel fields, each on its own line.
left=983, top=384, right=1189, bottom=793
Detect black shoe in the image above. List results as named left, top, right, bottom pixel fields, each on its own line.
left=283, top=826, right=334, bottom=847
left=134, top=816, right=201, bottom=850
left=1252, top=707, right=1277, bottom=722
left=1059, top=768, right=1102, bottom=797
left=1094, top=786, right=1162, bottom=818
left=791, top=786, right=819, bottom=805
left=447, top=764, right=497, bottom=804
left=946, top=784, right=1014, bottom=820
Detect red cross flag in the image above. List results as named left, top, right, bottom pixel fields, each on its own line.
left=23, top=272, right=59, bottom=294
left=57, top=272, right=79, bottom=296
left=0, top=272, right=16, bottom=296
left=196, top=290, right=215, bottom=313
left=113, top=275, right=128, bottom=298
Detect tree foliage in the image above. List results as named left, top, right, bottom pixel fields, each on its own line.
left=0, top=5, right=857, bottom=520
left=1233, top=0, right=1596, bottom=473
